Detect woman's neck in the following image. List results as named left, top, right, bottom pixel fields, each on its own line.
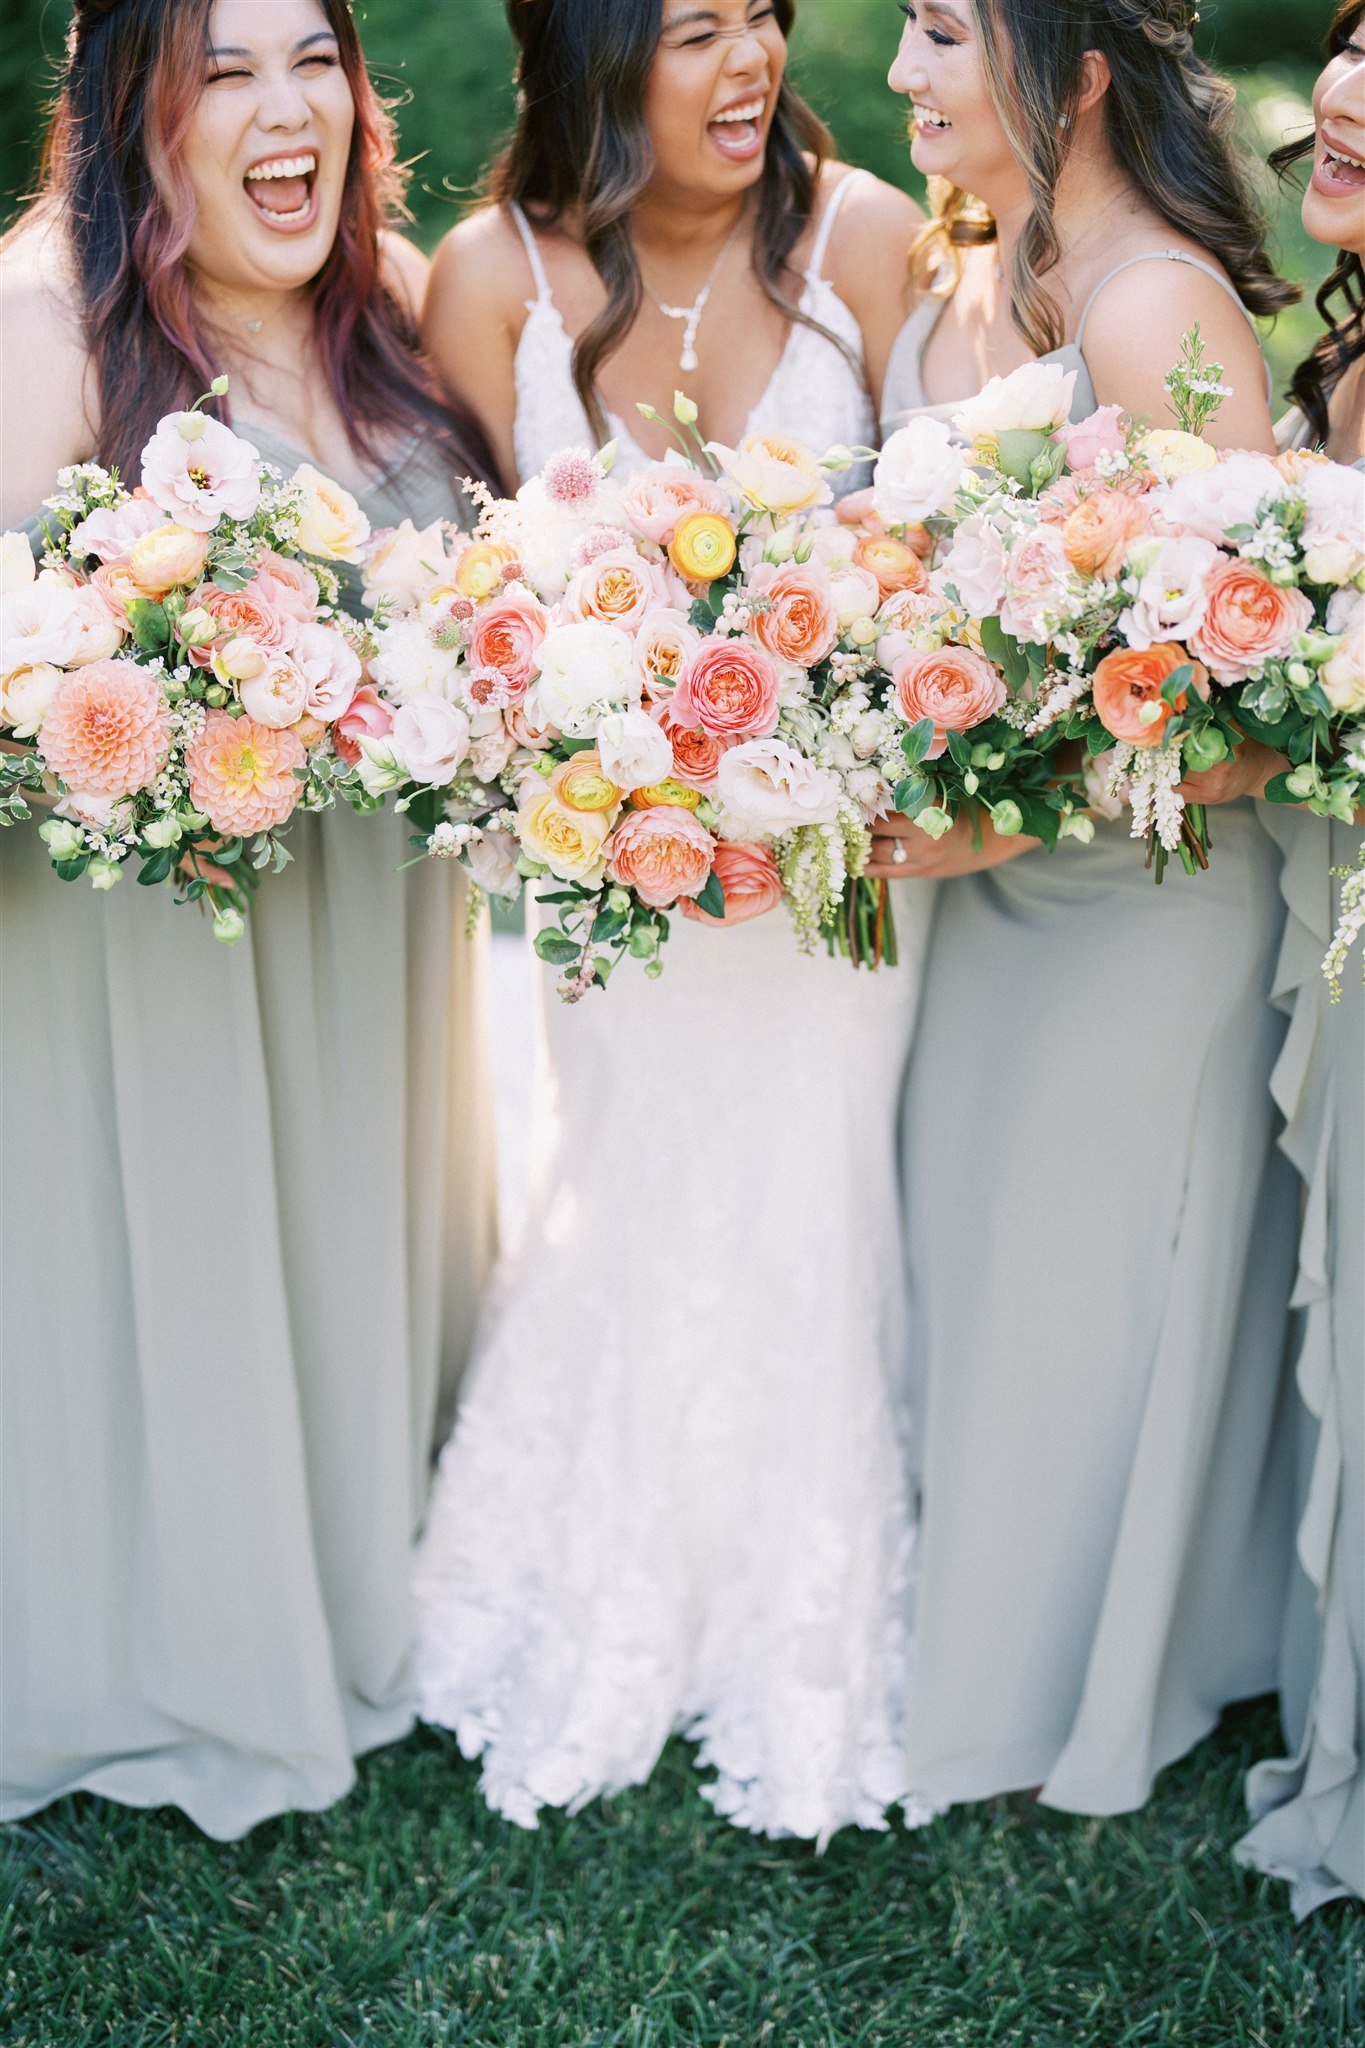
left=629, top=185, right=750, bottom=267
left=980, top=147, right=1142, bottom=301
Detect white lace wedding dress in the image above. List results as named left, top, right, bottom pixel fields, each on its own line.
left=413, top=177, right=938, bottom=1844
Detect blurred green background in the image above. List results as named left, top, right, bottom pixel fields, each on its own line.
left=1, top=0, right=1329, bottom=393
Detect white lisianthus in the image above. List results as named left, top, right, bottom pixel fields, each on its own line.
left=596, top=708, right=674, bottom=790
left=935, top=513, right=1008, bottom=616
left=715, top=736, right=842, bottom=833
left=355, top=734, right=409, bottom=796
left=362, top=519, right=451, bottom=610
left=1118, top=533, right=1221, bottom=650
left=952, top=361, right=1077, bottom=440
left=0, top=532, right=35, bottom=595
left=873, top=417, right=966, bottom=524
left=528, top=619, right=635, bottom=735
left=390, top=697, right=472, bottom=786
left=1161, top=451, right=1286, bottom=545
left=141, top=813, right=184, bottom=849
left=370, top=618, right=462, bottom=704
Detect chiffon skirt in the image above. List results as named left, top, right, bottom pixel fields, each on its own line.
left=1236, top=814, right=1364, bottom=1915
left=899, top=800, right=1298, bottom=1814
left=1, top=804, right=496, bottom=1838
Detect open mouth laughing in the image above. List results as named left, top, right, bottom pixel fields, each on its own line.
left=243, top=152, right=320, bottom=230
left=708, top=96, right=768, bottom=161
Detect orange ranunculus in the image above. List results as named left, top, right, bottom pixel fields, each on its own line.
left=1061, top=489, right=1150, bottom=580
left=668, top=511, right=738, bottom=583
left=853, top=530, right=927, bottom=601
left=631, top=777, right=704, bottom=812
left=1091, top=640, right=1206, bottom=747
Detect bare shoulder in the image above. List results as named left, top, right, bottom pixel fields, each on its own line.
left=378, top=229, right=431, bottom=326
left=815, top=161, right=923, bottom=316
left=0, top=216, right=95, bottom=520
left=426, top=205, right=540, bottom=321
left=821, top=160, right=925, bottom=241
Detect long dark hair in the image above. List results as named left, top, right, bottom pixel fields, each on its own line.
left=16, top=0, right=497, bottom=487
left=492, top=0, right=849, bottom=442
left=924, top=0, right=1299, bottom=354
left=1270, top=0, right=1365, bottom=444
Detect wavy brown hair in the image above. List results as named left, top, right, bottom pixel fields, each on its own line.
left=492, top=0, right=853, bottom=443
left=1270, top=0, right=1365, bottom=445
left=919, top=0, right=1299, bottom=350
left=14, top=0, right=497, bottom=487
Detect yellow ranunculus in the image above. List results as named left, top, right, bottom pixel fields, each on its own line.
left=453, top=540, right=517, bottom=601
left=668, top=511, right=738, bottom=583
left=550, top=750, right=623, bottom=813
left=631, top=779, right=703, bottom=812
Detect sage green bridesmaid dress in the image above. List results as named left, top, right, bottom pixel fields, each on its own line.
left=1233, top=427, right=1364, bottom=1915
left=881, top=253, right=1298, bottom=1814
left=0, top=426, right=496, bottom=1839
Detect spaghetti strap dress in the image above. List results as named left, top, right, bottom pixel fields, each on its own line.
left=880, top=251, right=1299, bottom=1814
left=0, top=423, right=496, bottom=1840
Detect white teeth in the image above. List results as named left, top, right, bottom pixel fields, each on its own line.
left=712, top=100, right=765, bottom=124
left=914, top=105, right=950, bottom=129
left=244, top=153, right=318, bottom=183
left=256, top=201, right=311, bottom=223
left=1326, top=145, right=1365, bottom=171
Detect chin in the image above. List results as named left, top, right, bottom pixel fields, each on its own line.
left=1302, top=190, right=1365, bottom=256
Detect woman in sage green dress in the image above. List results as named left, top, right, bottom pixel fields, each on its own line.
left=0, top=0, right=496, bottom=1838
left=1235, top=2, right=1365, bottom=1914
left=867, top=0, right=1302, bottom=1814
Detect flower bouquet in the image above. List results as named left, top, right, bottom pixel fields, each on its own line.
left=361, top=401, right=976, bottom=994
left=0, top=383, right=374, bottom=939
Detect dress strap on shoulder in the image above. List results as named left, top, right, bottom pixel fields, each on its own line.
left=807, top=170, right=863, bottom=282
left=1074, top=248, right=1254, bottom=351
left=508, top=201, right=554, bottom=305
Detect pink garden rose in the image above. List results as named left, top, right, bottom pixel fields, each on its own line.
left=1000, top=525, right=1071, bottom=643
left=620, top=464, right=732, bottom=546
left=746, top=562, right=840, bottom=669
left=1189, top=559, right=1314, bottom=685
left=564, top=546, right=666, bottom=633
left=605, top=803, right=715, bottom=906
left=195, top=577, right=294, bottom=659
left=1058, top=404, right=1127, bottom=472
left=1161, top=452, right=1286, bottom=546
left=332, top=684, right=394, bottom=766
left=892, top=645, right=1007, bottom=756
left=239, top=652, right=309, bottom=730
left=673, top=635, right=781, bottom=740
left=290, top=621, right=362, bottom=720
left=185, top=710, right=305, bottom=834
left=634, top=608, right=702, bottom=700
left=934, top=514, right=1009, bottom=617
left=252, top=550, right=321, bottom=626
left=680, top=840, right=782, bottom=926
left=37, top=657, right=169, bottom=796
left=467, top=587, right=550, bottom=698
left=139, top=413, right=262, bottom=532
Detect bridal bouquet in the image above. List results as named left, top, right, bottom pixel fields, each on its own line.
left=0, top=385, right=373, bottom=939
left=362, top=404, right=959, bottom=993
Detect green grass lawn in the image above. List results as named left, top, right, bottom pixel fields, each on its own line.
left=2, top=1699, right=1360, bottom=2046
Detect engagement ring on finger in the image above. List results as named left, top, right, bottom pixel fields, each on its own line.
left=891, top=844, right=908, bottom=865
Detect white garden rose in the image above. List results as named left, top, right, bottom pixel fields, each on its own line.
left=1299, top=462, right=1365, bottom=586
left=362, top=519, right=451, bottom=610
left=595, top=708, right=674, bottom=790
left=0, top=660, right=61, bottom=737
left=291, top=464, right=370, bottom=563
left=953, top=361, right=1077, bottom=441
left=0, top=532, right=35, bottom=595
left=370, top=618, right=462, bottom=703
left=0, top=574, right=85, bottom=679
left=708, top=432, right=831, bottom=516
left=873, top=417, right=966, bottom=524
left=390, top=697, right=472, bottom=786
left=239, top=654, right=309, bottom=730
left=528, top=620, right=635, bottom=736
left=465, top=826, right=522, bottom=897
left=714, top=736, right=842, bottom=834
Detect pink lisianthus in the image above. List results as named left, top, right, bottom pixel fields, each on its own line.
left=185, top=710, right=305, bottom=835
left=291, top=622, right=362, bottom=719
left=466, top=587, right=549, bottom=698
left=1058, top=405, right=1127, bottom=473
left=67, top=496, right=165, bottom=567
left=935, top=513, right=1009, bottom=617
left=605, top=803, right=715, bottom=906
left=37, top=657, right=170, bottom=796
left=332, top=684, right=394, bottom=765
left=139, top=413, right=263, bottom=532
left=892, top=645, right=1006, bottom=756
left=680, top=840, right=782, bottom=926
left=673, top=635, right=781, bottom=740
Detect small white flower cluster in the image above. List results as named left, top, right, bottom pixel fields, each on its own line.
left=1109, top=738, right=1186, bottom=853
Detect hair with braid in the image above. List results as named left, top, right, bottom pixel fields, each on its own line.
left=492, top=0, right=857, bottom=444
left=1270, top=0, right=1365, bottom=445
left=918, top=0, right=1298, bottom=349
left=9, top=0, right=497, bottom=487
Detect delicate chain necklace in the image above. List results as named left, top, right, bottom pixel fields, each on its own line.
left=640, top=210, right=748, bottom=374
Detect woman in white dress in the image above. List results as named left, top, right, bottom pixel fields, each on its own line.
left=412, top=0, right=937, bottom=1843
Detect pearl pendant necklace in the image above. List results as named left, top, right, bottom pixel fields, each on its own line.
left=642, top=211, right=747, bottom=374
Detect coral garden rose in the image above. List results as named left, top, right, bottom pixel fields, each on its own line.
left=668, top=511, right=738, bottom=583
left=853, top=531, right=927, bottom=601
left=185, top=710, right=306, bottom=835
left=892, top=645, right=1007, bottom=757
left=37, top=657, right=169, bottom=796
left=467, top=588, right=550, bottom=698
left=239, top=653, right=309, bottom=730
left=1061, top=489, right=1151, bottom=580
left=605, top=803, right=715, bottom=906
left=291, top=464, right=370, bottom=563
left=680, top=839, right=782, bottom=926
left=747, top=564, right=839, bottom=668
left=651, top=699, right=732, bottom=789
left=1189, top=559, right=1314, bottom=685
left=126, top=523, right=210, bottom=597
left=518, top=785, right=612, bottom=883
left=332, top=684, right=394, bottom=765
left=1092, top=640, right=1205, bottom=747
left=873, top=415, right=966, bottom=524
left=714, top=736, right=841, bottom=833
left=89, top=561, right=144, bottom=629
left=566, top=547, right=664, bottom=631
left=549, top=750, right=624, bottom=814
left=673, top=635, right=781, bottom=740
left=634, top=609, right=702, bottom=700
left=710, top=432, right=831, bottom=516
left=139, top=413, right=262, bottom=532
left=620, top=464, right=730, bottom=545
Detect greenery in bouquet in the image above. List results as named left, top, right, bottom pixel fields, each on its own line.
left=0, top=383, right=375, bottom=940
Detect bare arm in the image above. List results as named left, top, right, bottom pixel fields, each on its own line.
left=420, top=210, right=527, bottom=491
left=1078, top=258, right=1276, bottom=453
left=824, top=168, right=926, bottom=418
left=0, top=244, right=93, bottom=530
left=379, top=230, right=431, bottom=332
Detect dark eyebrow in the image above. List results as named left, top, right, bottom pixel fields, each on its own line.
left=923, top=1, right=969, bottom=25
left=206, top=32, right=340, bottom=58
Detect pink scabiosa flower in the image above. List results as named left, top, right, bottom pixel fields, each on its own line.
left=139, top=413, right=262, bottom=532
left=185, top=710, right=305, bottom=835
left=541, top=447, right=604, bottom=508
left=37, top=657, right=170, bottom=797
